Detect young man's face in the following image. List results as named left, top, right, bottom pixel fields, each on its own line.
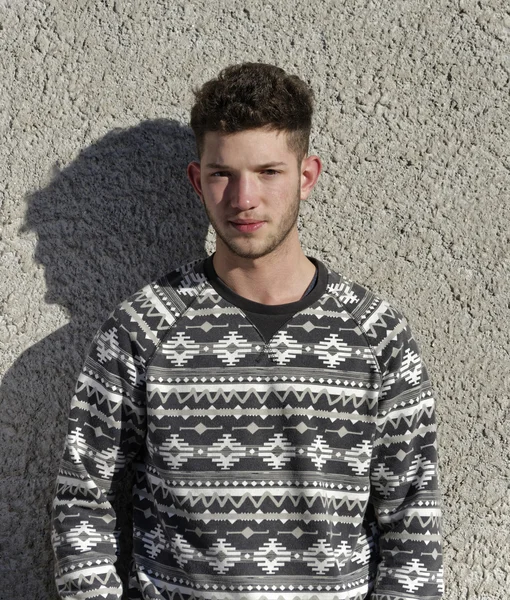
left=187, top=128, right=321, bottom=262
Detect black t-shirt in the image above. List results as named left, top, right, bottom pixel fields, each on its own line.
left=203, top=256, right=328, bottom=343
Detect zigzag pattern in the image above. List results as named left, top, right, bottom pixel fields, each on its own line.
left=142, top=481, right=368, bottom=512
left=146, top=384, right=379, bottom=409
left=377, top=399, right=436, bottom=431
left=73, top=375, right=145, bottom=430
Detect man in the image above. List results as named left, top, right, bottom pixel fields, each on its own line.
left=52, top=63, right=443, bottom=599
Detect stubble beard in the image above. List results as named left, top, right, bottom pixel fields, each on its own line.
left=204, top=187, right=301, bottom=260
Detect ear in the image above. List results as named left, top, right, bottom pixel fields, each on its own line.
left=187, top=161, right=203, bottom=198
left=300, top=155, right=322, bottom=201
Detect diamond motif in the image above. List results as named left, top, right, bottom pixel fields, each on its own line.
left=345, top=440, right=371, bottom=475
left=162, top=332, right=200, bottom=366
left=259, top=434, right=295, bottom=470
left=206, top=538, right=242, bottom=574
left=254, top=539, right=292, bottom=574
left=396, top=449, right=408, bottom=461
left=302, top=321, right=315, bottom=333
left=307, top=435, right=333, bottom=470
left=207, top=434, right=246, bottom=470
left=241, top=527, right=255, bottom=539
left=213, top=332, right=252, bottom=366
left=169, top=532, right=195, bottom=568
left=314, top=333, right=352, bottom=368
left=295, top=422, right=309, bottom=434
left=303, top=539, right=337, bottom=574
left=66, top=521, right=102, bottom=553
left=269, top=331, right=303, bottom=365
left=158, top=434, right=194, bottom=469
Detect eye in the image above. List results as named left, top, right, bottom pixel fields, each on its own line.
left=261, top=169, right=279, bottom=176
left=210, top=171, right=230, bottom=178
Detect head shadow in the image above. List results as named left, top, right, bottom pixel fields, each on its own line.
left=2, top=119, right=209, bottom=597
left=23, top=118, right=208, bottom=324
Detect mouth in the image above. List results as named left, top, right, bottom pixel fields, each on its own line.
left=229, top=220, right=265, bottom=233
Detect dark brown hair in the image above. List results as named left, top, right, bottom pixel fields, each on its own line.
left=190, top=63, right=314, bottom=159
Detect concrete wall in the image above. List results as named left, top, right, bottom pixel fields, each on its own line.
left=1, top=1, right=508, bottom=598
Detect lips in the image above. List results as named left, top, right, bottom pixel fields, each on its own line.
left=229, top=220, right=265, bottom=233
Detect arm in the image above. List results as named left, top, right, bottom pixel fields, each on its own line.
left=369, top=316, right=443, bottom=600
left=52, top=307, right=147, bottom=599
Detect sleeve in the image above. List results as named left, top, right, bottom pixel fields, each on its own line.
left=51, top=307, right=148, bottom=599
left=369, top=315, right=444, bottom=600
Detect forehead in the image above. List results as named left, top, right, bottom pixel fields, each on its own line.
left=201, top=128, right=295, bottom=162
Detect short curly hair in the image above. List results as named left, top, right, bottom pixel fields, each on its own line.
left=190, top=63, right=314, bottom=160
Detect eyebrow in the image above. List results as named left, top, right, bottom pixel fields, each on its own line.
left=204, top=162, right=287, bottom=169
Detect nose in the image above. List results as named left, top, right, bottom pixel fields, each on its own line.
left=229, top=173, right=260, bottom=211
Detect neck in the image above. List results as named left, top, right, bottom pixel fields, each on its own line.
left=213, top=239, right=316, bottom=306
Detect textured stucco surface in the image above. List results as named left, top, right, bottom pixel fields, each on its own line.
left=0, top=1, right=509, bottom=598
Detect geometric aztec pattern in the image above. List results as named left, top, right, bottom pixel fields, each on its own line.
left=52, top=258, right=443, bottom=599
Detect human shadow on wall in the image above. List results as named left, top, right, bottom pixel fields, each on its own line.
left=0, top=120, right=208, bottom=599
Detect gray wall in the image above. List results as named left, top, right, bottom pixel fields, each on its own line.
left=1, top=1, right=508, bottom=598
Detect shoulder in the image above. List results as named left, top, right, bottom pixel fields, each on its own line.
left=324, top=264, right=406, bottom=334
left=323, top=264, right=417, bottom=373
left=94, top=258, right=209, bottom=361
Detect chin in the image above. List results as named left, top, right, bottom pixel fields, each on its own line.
left=227, top=247, right=269, bottom=260
left=224, top=240, right=282, bottom=260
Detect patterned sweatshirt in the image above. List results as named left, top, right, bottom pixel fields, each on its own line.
left=52, top=257, right=443, bottom=600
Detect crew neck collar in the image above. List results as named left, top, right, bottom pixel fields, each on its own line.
left=202, top=255, right=328, bottom=316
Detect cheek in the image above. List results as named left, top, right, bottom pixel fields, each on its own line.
left=262, top=179, right=290, bottom=199
left=204, top=182, right=229, bottom=206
